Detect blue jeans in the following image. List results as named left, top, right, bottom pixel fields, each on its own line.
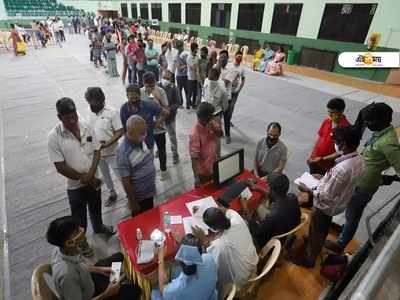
left=337, top=186, right=376, bottom=247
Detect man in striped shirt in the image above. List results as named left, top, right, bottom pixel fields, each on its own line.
left=293, top=125, right=364, bottom=268
left=117, top=115, right=156, bottom=216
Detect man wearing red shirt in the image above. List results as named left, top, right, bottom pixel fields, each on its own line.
left=308, top=98, right=350, bottom=175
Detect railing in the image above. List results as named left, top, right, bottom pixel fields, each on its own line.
left=323, top=191, right=400, bottom=300
left=350, top=221, right=400, bottom=299
left=0, top=28, right=64, bottom=51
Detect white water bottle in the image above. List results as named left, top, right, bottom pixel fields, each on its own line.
left=164, top=211, right=171, bottom=234
left=136, top=228, right=143, bottom=241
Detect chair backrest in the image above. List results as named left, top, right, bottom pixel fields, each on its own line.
left=31, top=264, right=59, bottom=300
left=271, top=212, right=309, bottom=240
left=222, top=283, right=237, bottom=300
left=249, top=239, right=281, bottom=282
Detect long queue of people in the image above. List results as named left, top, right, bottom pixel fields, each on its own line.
left=42, top=26, right=400, bottom=300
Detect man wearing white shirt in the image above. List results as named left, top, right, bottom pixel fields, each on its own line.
left=47, top=98, right=115, bottom=256
left=193, top=207, right=258, bottom=292
left=215, top=50, right=239, bottom=144
left=85, top=87, right=123, bottom=206
left=165, top=41, right=177, bottom=84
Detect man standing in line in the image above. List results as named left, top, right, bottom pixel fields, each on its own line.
left=48, top=98, right=115, bottom=257
left=189, top=102, right=223, bottom=187
left=307, top=98, right=350, bottom=176
left=186, top=42, right=200, bottom=109
left=174, top=40, right=190, bottom=108
left=117, top=115, right=156, bottom=216
left=198, top=46, right=209, bottom=100
left=159, top=69, right=181, bottom=164
left=325, top=103, right=400, bottom=253
left=215, top=50, right=236, bottom=144
left=85, top=87, right=123, bottom=207
left=293, top=126, right=364, bottom=268
left=228, top=51, right=246, bottom=128
left=141, top=72, right=171, bottom=181
left=145, top=39, right=160, bottom=80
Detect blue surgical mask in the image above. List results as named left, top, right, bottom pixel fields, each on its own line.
left=138, top=133, right=146, bottom=142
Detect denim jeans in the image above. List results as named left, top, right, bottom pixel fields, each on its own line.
left=98, top=155, right=118, bottom=195
left=188, top=79, right=198, bottom=108
left=166, top=118, right=179, bottom=159
left=337, top=186, right=376, bottom=247
left=154, top=133, right=167, bottom=171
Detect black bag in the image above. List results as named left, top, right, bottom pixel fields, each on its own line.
left=320, top=254, right=348, bottom=282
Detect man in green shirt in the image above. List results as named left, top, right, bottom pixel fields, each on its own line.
left=326, top=103, right=400, bottom=253
left=144, top=39, right=160, bottom=80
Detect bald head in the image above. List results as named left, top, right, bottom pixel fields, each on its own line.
left=126, top=115, right=147, bottom=143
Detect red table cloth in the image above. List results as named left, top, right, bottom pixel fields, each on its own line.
left=117, top=169, right=267, bottom=275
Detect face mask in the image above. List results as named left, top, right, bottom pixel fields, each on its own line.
left=138, top=133, right=146, bottom=142
left=65, top=227, right=86, bottom=249
left=161, top=79, right=170, bottom=86
left=90, top=104, right=103, bottom=113
left=267, top=137, right=278, bottom=147
left=219, top=57, right=228, bottom=67
left=330, top=114, right=341, bottom=123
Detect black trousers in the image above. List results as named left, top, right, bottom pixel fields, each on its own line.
left=67, top=186, right=103, bottom=233
left=176, top=75, right=189, bottom=106
left=305, top=208, right=332, bottom=264
left=188, top=79, right=198, bottom=108
left=154, top=133, right=167, bottom=171
left=223, top=92, right=240, bottom=138
left=59, top=30, right=65, bottom=41
left=92, top=252, right=141, bottom=300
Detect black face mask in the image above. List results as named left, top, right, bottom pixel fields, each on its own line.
left=267, top=137, right=278, bottom=148
left=90, top=103, right=104, bottom=114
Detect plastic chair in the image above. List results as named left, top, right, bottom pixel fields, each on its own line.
left=271, top=212, right=309, bottom=241
left=239, top=239, right=281, bottom=297
left=31, top=264, right=59, bottom=300
left=222, top=283, right=237, bottom=300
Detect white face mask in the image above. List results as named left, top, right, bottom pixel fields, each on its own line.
left=161, top=79, right=170, bottom=86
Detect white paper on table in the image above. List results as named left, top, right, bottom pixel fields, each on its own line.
left=185, top=196, right=218, bottom=216
left=136, top=240, right=156, bottom=264
left=240, top=187, right=253, bottom=201
left=183, top=216, right=210, bottom=235
left=170, top=215, right=183, bottom=224
left=294, top=172, right=320, bottom=190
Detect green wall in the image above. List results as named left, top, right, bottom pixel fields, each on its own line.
left=160, top=21, right=394, bottom=83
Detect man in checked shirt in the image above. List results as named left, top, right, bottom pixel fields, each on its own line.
left=292, top=125, right=364, bottom=268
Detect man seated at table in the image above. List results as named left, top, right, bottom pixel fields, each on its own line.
left=192, top=207, right=258, bottom=292
left=189, top=102, right=223, bottom=187
left=239, top=172, right=301, bottom=249
left=47, top=216, right=141, bottom=300
left=254, top=122, right=288, bottom=178
left=117, top=115, right=156, bottom=216
left=152, top=234, right=218, bottom=300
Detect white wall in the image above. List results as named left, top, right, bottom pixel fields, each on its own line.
left=57, top=0, right=400, bottom=49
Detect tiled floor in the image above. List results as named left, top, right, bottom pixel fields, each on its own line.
left=0, top=34, right=399, bottom=299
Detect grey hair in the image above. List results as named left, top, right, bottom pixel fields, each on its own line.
left=126, top=115, right=145, bottom=131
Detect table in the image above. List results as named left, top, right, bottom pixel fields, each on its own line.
left=118, top=169, right=267, bottom=300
